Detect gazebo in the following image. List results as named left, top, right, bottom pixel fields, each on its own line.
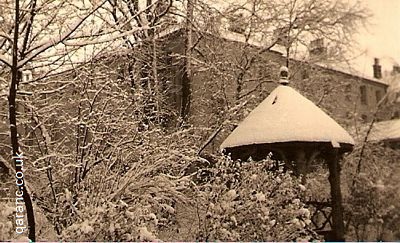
left=220, top=67, right=355, bottom=241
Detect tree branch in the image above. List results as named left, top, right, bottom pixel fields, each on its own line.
left=17, top=0, right=109, bottom=68
left=0, top=54, right=12, bottom=67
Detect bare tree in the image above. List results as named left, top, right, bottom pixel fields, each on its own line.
left=0, top=0, right=161, bottom=239
left=180, top=0, right=368, bottom=150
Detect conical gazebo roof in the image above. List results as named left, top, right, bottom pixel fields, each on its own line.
left=221, top=85, right=355, bottom=152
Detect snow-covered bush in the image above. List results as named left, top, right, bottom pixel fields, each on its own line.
left=197, top=155, right=320, bottom=241
left=342, top=144, right=400, bottom=241
left=57, top=128, right=197, bottom=241
left=0, top=200, right=32, bottom=241
left=16, top=57, right=198, bottom=240
left=60, top=174, right=188, bottom=241
left=0, top=202, right=14, bottom=241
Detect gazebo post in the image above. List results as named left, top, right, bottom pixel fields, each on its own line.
left=326, top=147, right=345, bottom=241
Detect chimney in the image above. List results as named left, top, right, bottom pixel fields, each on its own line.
left=373, top=58, right=382, bottom=79
left=274, top=27, right=290, bottom=47
left=309, top=38, right=327, bottom=60
left=392, top=64, right=400, bottom=75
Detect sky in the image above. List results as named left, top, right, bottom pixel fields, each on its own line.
left=208, top=0, right=400, bottom=81
left=353, top=0, right=400, bottom=78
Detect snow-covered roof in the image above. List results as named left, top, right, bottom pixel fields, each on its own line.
left=220, top=85, right=355, bottom=150
left=368, top=119, right=400, bottom=142
left=214, top=30, right=388, bottom=86
left=156, top=25, right=183, bottom=39
left=313, top=62, right=388, bottom=86
left=149, top=26, right=387, bottom=87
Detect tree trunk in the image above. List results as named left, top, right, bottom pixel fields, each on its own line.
left=181, top=0, right=193, bottom=121
left=9, top=0, right=36, bottom=240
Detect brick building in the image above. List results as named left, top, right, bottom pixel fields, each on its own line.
left=1, top=27, right=390, bottom=146
left=161, top=28, right=389, bottom=130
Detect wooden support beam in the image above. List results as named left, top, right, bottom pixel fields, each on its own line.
left=326, top=148, right=345, bottom=241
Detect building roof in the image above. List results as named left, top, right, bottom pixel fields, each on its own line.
left=220, top=31, right=388, bottom=86
left=313, top=62, right=388, bottom=87
left=368, top=119, right=400, bottom=142
left=220, top=85, right=355, bottom=150
left=131, top=25, right=388, bottom=87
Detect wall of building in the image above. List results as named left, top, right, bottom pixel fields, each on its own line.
left=164, top=31, right=389, bottom=131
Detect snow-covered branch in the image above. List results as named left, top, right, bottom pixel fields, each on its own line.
left=17, top=0, right=109, bottom=68
left=63, top=26, right=152, bottom=47
left=0, top=54, right=11, bottom=67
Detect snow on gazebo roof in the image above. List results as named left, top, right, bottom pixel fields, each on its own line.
left=221, top=85, right=355, bottom=150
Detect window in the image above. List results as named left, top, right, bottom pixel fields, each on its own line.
left=360, top=85, right=367, bottom=105
left=375, top=90, right=383, bottom=103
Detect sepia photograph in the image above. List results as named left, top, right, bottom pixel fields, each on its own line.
left=0, top=0, right=399, bottom=241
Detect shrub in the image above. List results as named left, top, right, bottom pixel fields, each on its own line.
left=197, top=155, right=320, bottom=241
